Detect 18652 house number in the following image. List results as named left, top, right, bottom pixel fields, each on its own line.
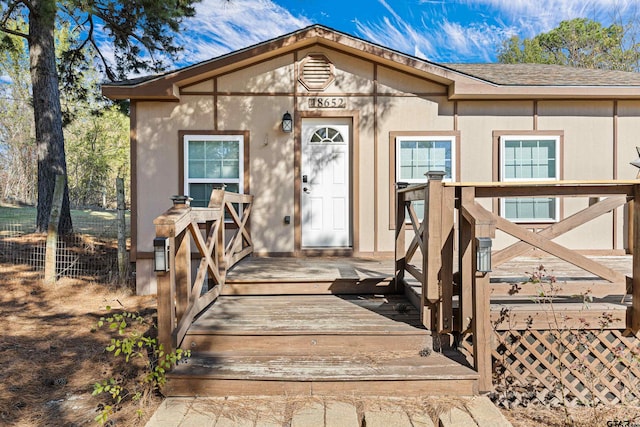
left=308, top=97, right=346, bottom=108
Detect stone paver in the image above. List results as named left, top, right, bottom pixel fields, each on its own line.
left=184, top=399, right=218, bottom=426
left=410, top=412, right=436, bottom=427
left=145, top=396, right=510, bottom=427
left=465, top=396, right=512, bottom=427
left=439, top=407, right=477, bottom=427
left=364, top=409, right=412, bottom=427
left=325, top=401, right=359, bottom=427
left=145, top=398, right=192, bottom=427
left=291, top=401, right=325, bottom=427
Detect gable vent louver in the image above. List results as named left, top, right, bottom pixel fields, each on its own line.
left=299, top=54, right=335, bottom=92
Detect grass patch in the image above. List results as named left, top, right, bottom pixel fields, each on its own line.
left=0, top=205, right=129, bottom=239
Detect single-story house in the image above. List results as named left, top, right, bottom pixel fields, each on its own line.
left=103, top=24, right=640, bottom=295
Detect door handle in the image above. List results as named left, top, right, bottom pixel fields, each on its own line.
left=303, top=187, right=310, bottom=193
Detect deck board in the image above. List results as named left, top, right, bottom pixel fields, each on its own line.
left=191, top=295, right=425, bottom=334
left=226, top=257, right=395, bottom=283
left=171, top=352, right=477, bottom=381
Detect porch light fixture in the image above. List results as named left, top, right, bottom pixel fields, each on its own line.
left=153, top=237, right=170, bottom=272
left=476, top=237, right=492, bottom=273
left=282, top=111, right=293, bottom=133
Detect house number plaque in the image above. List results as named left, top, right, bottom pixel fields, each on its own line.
left=308, top=97, right=346, bottom=108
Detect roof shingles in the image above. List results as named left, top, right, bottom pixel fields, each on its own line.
left=443, top=63, right=640, bottom=86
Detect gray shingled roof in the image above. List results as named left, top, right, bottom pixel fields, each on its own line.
left=444, top=63, right=640, bottom=86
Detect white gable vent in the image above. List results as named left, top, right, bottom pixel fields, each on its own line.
left=299, top=54, right=335, bottom=91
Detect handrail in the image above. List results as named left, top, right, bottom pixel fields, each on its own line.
left=154, top=190, right=253, bottom=353
left=395, top=177, right=640, bottom=393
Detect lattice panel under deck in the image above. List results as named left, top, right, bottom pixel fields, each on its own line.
left=458, top=329, right=640, bottom=406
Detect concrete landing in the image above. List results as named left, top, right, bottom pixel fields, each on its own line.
left=145, top=396, right=512, bottom=427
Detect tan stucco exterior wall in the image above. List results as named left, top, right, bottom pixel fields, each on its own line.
left=131, top=45, right=640, bottom=294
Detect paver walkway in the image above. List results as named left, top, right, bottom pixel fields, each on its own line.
left=145, top=396, right=512, bottom=427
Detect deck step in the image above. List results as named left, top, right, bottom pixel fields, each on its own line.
left=224, top=256, right=397, bottom=295
left=222, top=278, right=396, bottom=295
left=170, top=294, right=478, bottom=397
left=186, top=294, right=430, bottom=354
left=166, top=352, right=479, bottom=396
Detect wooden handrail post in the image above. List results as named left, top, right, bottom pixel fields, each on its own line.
left=174, top=229, right=191, bottom=324
left=395, top=182, right=408, bottom=291
left=439, top=185, right=455, bottom=335
left=422, top=171, right=445, bottom=329
left=157, top=235, right=176, bottom=354
left=633, top=184, right=640, bottom=331
left=457, top=186, right=495, bottom=392
left=457, top=187, right=473, bottom=335
left=473, top=246, right=493, bottom=393
left=171, top=196, right=192, bottom=327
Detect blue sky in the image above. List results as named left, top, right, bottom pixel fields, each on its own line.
left=169, top=0, right=639, bottom=67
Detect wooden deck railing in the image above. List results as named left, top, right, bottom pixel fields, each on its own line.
left=396, top=175, right=640, bottom=392
left=154, top=190, right=253, bottom=353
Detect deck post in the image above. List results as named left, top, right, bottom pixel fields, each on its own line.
left=472, top=250, right=492, bottom=392
left=633, top=185, right=640, bottom=331
left=421, top=172, right=445, bottom=329
left=439, top=185, right=455, bottom=335
left=395, top=182, right=408, bottom=290
left=457, top=187, right=475, bottom=334
left=174, top=229, right=191, bottom=324
left=457, top=186, right=495, bottom=392
left=157, top=235, right=177, bottom=354
left=210, top=189, right=227, bottom=282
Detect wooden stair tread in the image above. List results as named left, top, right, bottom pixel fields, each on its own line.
left=225, top=257, right=394, bottom=283
left=169, top=352, right=478, bottom=381
left=190, top=295, right=425, bottom=335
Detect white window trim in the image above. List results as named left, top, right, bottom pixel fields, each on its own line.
left=395, top=135, right=456, bottom=184
left=499, top=134, right=560, bottom=223
left=183, top=134, right=245, bottom=200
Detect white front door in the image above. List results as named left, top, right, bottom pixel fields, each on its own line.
left=301, top=118, right=351, bottom=248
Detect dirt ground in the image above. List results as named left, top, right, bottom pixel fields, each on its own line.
left=0, top=261, right=159, bottom=426
left=0, top=253, right=639, bottom=426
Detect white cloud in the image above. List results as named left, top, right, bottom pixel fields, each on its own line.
left=355, top=16, right=435, bottom=59
left=175, top=0, right=312, bottom=65
left=356, top=0, right=640, bottom=63
left=457, top=0, right=640, bottom=36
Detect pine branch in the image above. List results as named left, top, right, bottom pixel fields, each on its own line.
left=0, top=0, right=29, bottom=39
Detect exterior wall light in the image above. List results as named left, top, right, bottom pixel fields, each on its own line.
left=476, top=237, right=492, bottom=273
left=154, top=237, right=170, bottom=272
left=282, top=111, right=293, bottom=133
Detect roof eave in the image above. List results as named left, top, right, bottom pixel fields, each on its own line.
left=102, top=83, right=180, bottom=101
left=449, top=82, right=640, bottom=99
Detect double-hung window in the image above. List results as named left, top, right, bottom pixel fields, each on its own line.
left=395, top=135, right=456, bottom=220
left=500, top=135, right=559, bottom=222
left=184, top=134, right=244, bottom=207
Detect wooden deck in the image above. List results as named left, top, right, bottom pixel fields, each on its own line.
left=226, top=254, right=632, bottom=328
left=166, top=254, right=631, bottom=397
left=170, top=293, right=477, bottom=396
left=167, top=257, right=482, bottom=397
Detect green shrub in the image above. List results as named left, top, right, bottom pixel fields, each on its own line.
left=92, top=307, right=190, bottom=425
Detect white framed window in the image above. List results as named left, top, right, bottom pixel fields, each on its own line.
left=184, top=134, right=244, bottom=207
left=396, top=136, right=455, bottom=184
left=396, top=135, right=456, bottom=220
left=500, top=135, right=559, bottom=222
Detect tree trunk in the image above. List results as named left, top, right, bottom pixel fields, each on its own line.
left=29, top=0, right=72, bottom=234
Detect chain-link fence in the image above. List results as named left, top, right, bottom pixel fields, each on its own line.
left=0, top=211, right=130, bottom=281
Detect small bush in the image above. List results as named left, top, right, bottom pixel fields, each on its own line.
left=92, top=307, right=190, bottom=425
